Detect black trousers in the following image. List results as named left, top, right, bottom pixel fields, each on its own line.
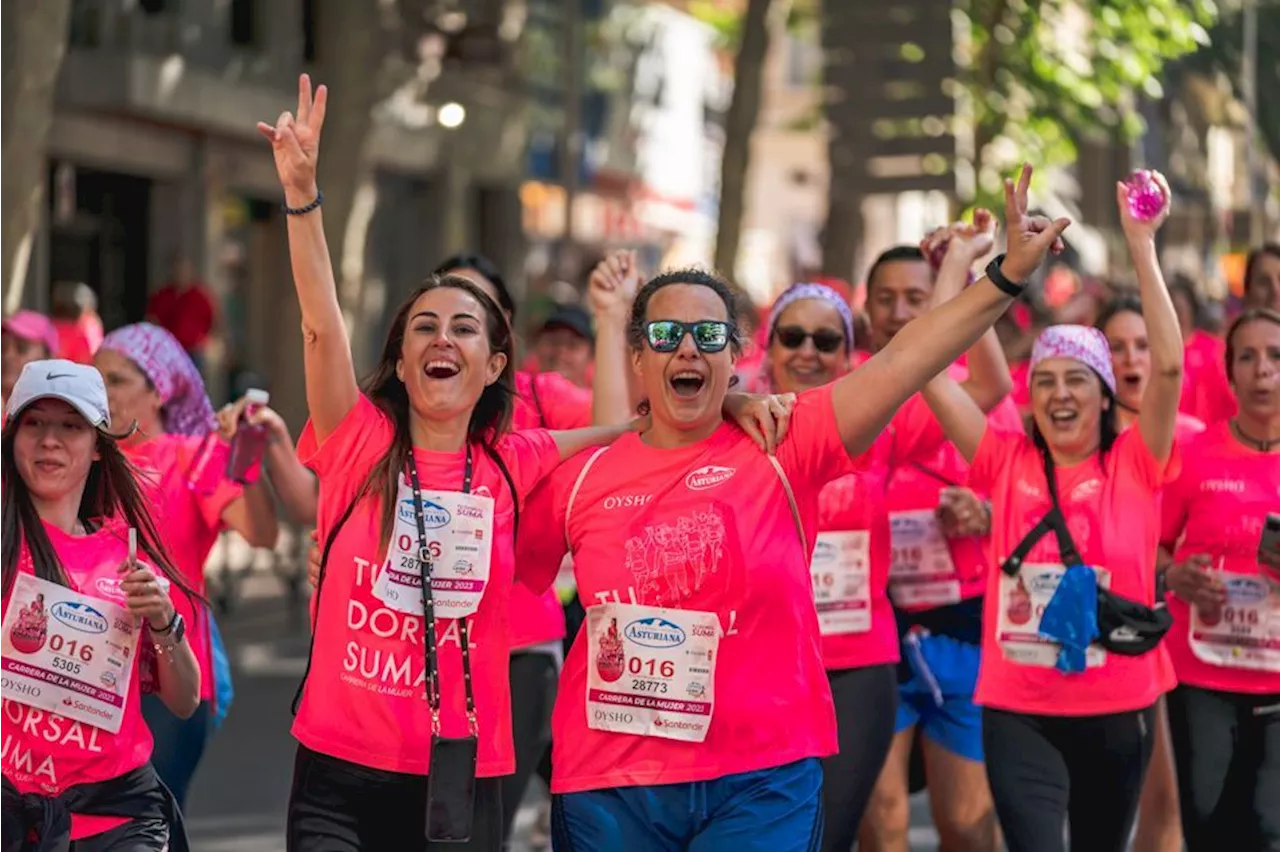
left=501, top=651, right=558, bottom=843
left=287, top=745, right=503, bottom=852
left=1166, top=684, right=1280, bottom=852
left=819, top=663, right=898, bottom=852
left=983, top=704, right=1156, bottom=852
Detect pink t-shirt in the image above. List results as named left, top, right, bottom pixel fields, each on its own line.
left=969, top=428, right=1178, bottom=715
left=517, top=386, right=847, bottom=793
left=1180, top=330, right=1237, bottom=424
left=507, top=370, right=593, bottom=651
left=126, top=434, right=242, bottom=702
left=293, top=395, right=561, bottom=776
left=817, top=409, right=945, bottom=671
left=884, top=364, right=1024, bottom=610
left=2, top=521, right=153, bottom=839
left=1160, top=422, right=1280, bottom=694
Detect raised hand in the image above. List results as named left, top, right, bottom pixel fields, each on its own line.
left=1116, top=169, right=1171, bottom=244
left=588, top=250, right=642, bottom=320
left=1001, top=164, right=1071, bottom=282
left=118, top=559, right=176, bottom=630
left=257, top=74, right=328, bottom=200
left=923, top=208, right=999, bottom=271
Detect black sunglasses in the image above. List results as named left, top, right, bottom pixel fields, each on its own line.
left=644, top=320, right=734, bottom=354
left=773, top=325, right=845, bottom=354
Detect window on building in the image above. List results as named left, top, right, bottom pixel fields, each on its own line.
left=230, top=0, right=260, bottom=48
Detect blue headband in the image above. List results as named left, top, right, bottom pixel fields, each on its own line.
left=767, top=283, right=855, bottom=349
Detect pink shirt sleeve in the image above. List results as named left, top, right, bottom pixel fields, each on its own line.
left=514, top=451, right=594, bottom=594
left=886, top=395, right=946, bottom=467
left=491, top=428, right=563, bottom=507
left=1159, top=461, right=1191, bottom=551
left=175, top=438, right=244, bottom=531
left=1110, top=428, right=1181, bottom=494
left=532, top=372, right=593, bottom=430
left=774, top=384, right=850, bottom=493
left=966, top=427, right=1028, bottom=493
left=299, top=395, right=395, bottom=513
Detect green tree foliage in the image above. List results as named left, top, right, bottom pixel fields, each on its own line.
left=959, top=0, right=1217, bottom=208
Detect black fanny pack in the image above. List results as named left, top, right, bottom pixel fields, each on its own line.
left=1001, top=447, right=1171, bottom=656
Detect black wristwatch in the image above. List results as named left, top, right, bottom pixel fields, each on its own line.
left=153, top=611, right=185, bottom=644
left=985, top=254, right=1027, bottom=297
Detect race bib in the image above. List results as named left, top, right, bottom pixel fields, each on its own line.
left=1, top=574, right=139, bottom=734
left=373, top=478, right=495, bottom=618
left=811, top=531, right=872, bottom=636
left=888, top=510, right=961, bottom=608
left=996, top=564, right=1111, bottom=669
left=1189, top=570, right=1280, bottom=672
left=586, top=602, right=718, bottom=743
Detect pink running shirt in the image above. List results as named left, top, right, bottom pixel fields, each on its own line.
left=517, top=386, right=848, bottom=793
left=508, top=370, right=592, bottom=651
left=970, top=427, right=1178, bottom=715
left=126, top=434, right=242, bottom=703
left=1180, top=330, right=1237, bottom=424
left=2, top=521, right=155, bottom=839
left=1160, top=421, right=1280, bottom=694
left=292, top=395, right=561, bottom=776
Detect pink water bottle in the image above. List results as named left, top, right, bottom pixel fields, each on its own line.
left=225, top=389, right=270, bottom=485
left=1124, top=169, right=1168, bottom=222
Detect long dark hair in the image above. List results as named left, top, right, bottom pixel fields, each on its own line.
left=434, top=253, right=516, bottom=320
left=1, top=416, right=196, bottom=602
left=357, top=274, right=516, bottom=551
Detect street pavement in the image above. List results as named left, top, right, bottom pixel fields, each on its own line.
left=184, top=570, right=943, bottom=851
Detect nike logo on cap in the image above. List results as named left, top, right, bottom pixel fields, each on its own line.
left=46, top=372, right=74, bottom=380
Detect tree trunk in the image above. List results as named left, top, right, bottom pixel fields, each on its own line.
left=2, top=0, right=72, bottom=313
left=313, top=0, right=383, bottom=370
left=820, top=0, right=864, bottom=281
left=713, top=0, right=776, bottom=279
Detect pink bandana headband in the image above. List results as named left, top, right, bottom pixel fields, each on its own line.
left=1029, top=324, right=1117, bottom=395
left=100, top=323, right=216, bottom=436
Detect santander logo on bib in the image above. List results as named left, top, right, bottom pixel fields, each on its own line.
left=685, top=465, right=735, bottom=491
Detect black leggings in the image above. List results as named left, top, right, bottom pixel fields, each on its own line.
left=287, top=745, right=504, bottom=852
left=820, top=663, right=898, bottom=852
left=1166, top=684, right=1280, bottom=852
left=502, top=651, right=558, bottom=841
left=983, top=704, right=1156, bottom=852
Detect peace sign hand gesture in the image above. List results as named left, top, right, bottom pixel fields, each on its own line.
left=1000, top=163, right=1072, bottom=283
left=257, top=74, right=328, bottom=201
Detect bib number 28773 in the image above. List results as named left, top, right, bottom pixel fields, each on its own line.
left=586, top=602, right=718, bottom=743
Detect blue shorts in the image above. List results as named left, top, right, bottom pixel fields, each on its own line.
left=551, top=758, right=823, bottom=852
left=894, top=632, right=984, bottom=763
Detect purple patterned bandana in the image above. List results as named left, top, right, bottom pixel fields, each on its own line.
left=100, top=323, right=216, bottom=436
left=766, top=283, right=856, bottom=348
left=1030, top=324, right=1117, bottom=395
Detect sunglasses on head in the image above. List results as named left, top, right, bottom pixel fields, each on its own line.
left=644, top=320, right=734, bottom=354
left=773, top=325, right=845, bottom=354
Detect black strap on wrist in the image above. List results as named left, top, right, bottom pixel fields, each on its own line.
left=153, top=609, right=179, bottom=634
left=985, top=253, right=1026, bottom=297
left=283, top=190, right=323, bottom=216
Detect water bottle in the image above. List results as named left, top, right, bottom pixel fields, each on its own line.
left=1124, top=169, right=1168, bottom=222
left=225, top=389, right=270, bottom=485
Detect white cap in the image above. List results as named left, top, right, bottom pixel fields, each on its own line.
left=5, top=360, right=111, bottom=428
left=245, top=388, right=270, bottom=405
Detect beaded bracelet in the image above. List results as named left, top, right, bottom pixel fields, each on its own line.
left=283, top=190, right=323, bottom=216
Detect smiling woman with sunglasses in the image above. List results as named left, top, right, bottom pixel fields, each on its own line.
left=516, top=166, right=1071, bottom=851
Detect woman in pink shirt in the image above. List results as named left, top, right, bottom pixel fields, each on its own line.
left=1159, top=307, right=1280, bottom=851
left=1096, top=292, right=1205, bottom=852
left=92, top=322, right=280, bottom=808
left=258, top=76, right=701, bottom=851
left=921, top=176, right=1184, bottom=852
left=516, top=168, right=1072, bottom=851
left=2, top=360, right=199, bottom=850
left=1168, top=278, right=1236, bottom=425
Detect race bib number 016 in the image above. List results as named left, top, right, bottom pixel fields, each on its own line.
left=888, top=509, right=961, bottom=609
left=373, top=481, right=495, bottom=618
left=996, top=564, right=1111, bottom=669
left=586, top=602, right=718, bottom=743
left=811, top=531, right=872, bottom=636
left=1189, top=570, right=1280, bottom=673
left=1, top=574, right=138, bottom=734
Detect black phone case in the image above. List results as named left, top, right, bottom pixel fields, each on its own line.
left=426, top=735, right=478, bottom=843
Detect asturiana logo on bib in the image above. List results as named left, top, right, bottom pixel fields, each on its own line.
left=50, top=602, right=108, bottom=635
left=398, top=498, right=451, bottom=529
left=1225, top=577, right=1268, bottom=604
left=685, top=465, right=734, bottom=491
left=625, top=617, right=686, bottom=649
left=813, top=540, right=837, bottom=564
